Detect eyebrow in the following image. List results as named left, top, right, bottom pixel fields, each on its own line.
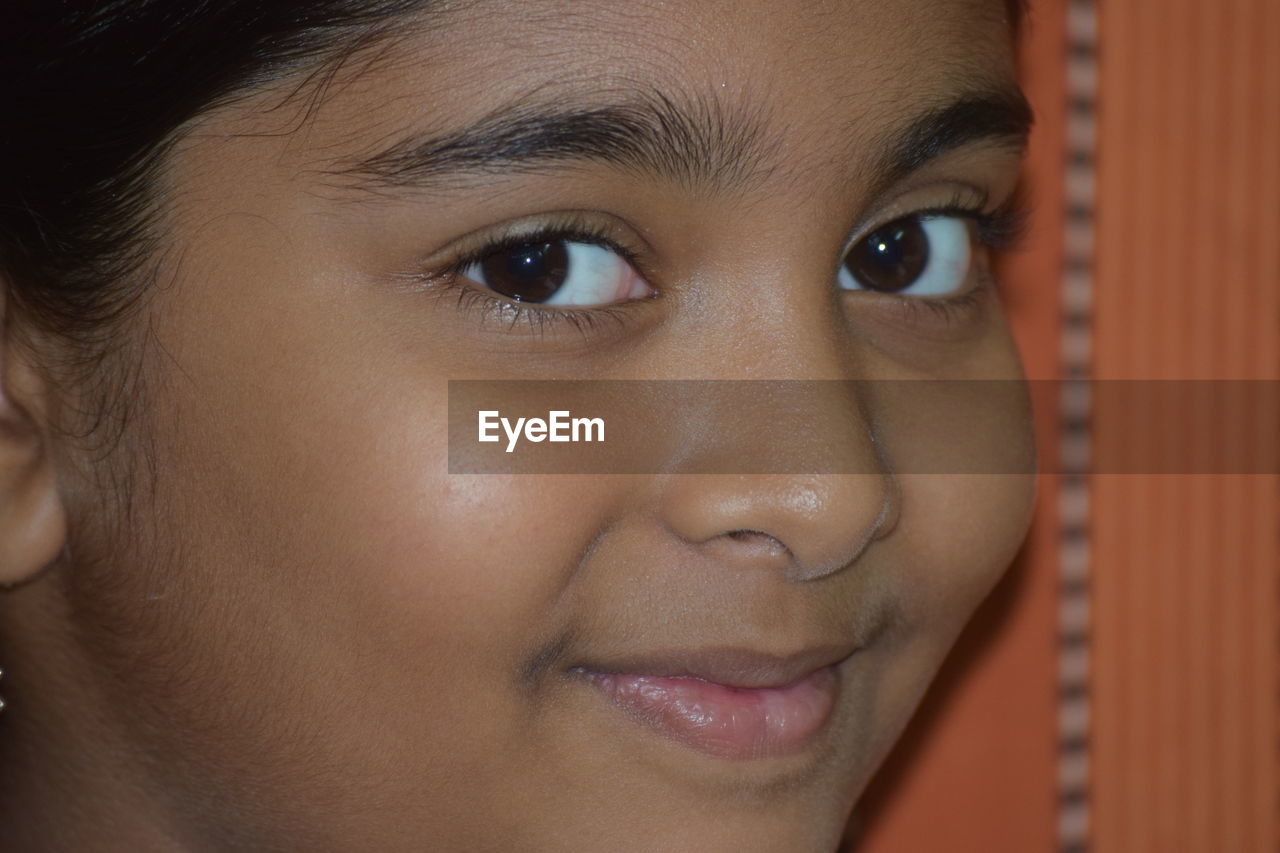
left=331, top=85, right=1032, bottom=197
left=875, top=89, right=1033, bottom=186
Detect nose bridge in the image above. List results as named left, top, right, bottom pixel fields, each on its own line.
left=675, top=245, right=854, bottom=382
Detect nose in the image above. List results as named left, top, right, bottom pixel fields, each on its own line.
left=626, top=224, right=905, bottom=582
left=656, top=381, right=900, bottom=582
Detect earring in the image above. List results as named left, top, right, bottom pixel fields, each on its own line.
left=0, top=667, right=6, bottom=712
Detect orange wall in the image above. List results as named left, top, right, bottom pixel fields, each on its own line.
left=1090, top=0, right=1279, bottom=849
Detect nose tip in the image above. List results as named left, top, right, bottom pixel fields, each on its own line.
left=654, top=379, right=901, bottom=581
left=660, top=470, right=899, bottom=581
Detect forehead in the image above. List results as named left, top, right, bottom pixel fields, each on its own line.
left=425, top=0, right=1012, bottom=75
left=218, top=0, right=1017, bottom=181
left=418, top=0, right=1015, bottom=84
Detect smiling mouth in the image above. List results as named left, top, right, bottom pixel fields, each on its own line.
left=569, top=645, right=854, bottom=761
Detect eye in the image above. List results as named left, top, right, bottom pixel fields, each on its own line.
left=837, top=214, right=973, bottom=296
left=461, top=239, right=652, bottom=307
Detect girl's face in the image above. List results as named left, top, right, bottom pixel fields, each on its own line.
left=45, top=0, right=1032, bottom=848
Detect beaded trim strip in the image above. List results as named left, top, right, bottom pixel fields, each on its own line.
left=1057, top=1, right=1098, bottom=850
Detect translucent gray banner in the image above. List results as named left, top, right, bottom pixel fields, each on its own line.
left=447, top=380, right=1278, bottom=475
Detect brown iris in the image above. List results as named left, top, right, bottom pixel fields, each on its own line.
left=478, top=241, right=570, bottom=303
left=844, top=217, right=929, bottom=293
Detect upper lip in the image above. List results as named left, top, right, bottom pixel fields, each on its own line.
left=571, top=642, right=859, bottom=689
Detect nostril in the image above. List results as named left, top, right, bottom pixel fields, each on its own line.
left=659, top=471, right=894, bottom=583
left=723, top=528, right=793, bottom=557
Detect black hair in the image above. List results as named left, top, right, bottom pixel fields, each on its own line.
left=0, top=1, right=431, bottom=370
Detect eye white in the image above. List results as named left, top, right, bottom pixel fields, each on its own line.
left=543, top=242, right=635, bottom=306
left=837, top=215, right=973, bottom=295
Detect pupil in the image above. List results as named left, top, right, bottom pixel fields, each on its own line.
left=480, top=241, right=569, bottom=303
left=844, top=217, right=929, bottom=292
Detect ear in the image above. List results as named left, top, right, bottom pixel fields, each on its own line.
left=0, top=283, right=68, bottom=586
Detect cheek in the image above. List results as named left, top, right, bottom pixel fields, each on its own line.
left=153, top=370, right=612, bottom=689
left=840, top=470, right=1034, bottom=791
left=897, top=473, right=1035, bottom=633
left=81, top=341, right=616, bottom=793
left=858, top=321, right=1037, bottom=647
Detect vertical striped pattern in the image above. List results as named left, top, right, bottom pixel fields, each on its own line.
left=1090, top=1, right=1280, bottom=852
left=1057, top=2, right=1097, bottom=850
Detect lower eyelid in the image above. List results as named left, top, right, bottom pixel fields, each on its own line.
left=843, top=257, right=995, bottom=330
left=434, top=273, right=646, bottom=341
left=903, top=267, right=996, bottom=322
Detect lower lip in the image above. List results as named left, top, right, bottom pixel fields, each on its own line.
left=579, top=666, right=839, bottom=760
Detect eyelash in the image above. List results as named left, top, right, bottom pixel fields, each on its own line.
left=432, top=215, right=643, bottom=337
left=431, top=194, right=1029, bottom=335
